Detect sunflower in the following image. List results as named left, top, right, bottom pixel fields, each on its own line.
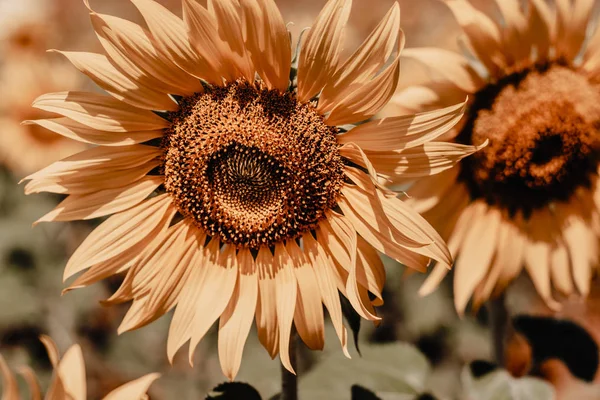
left=0, top=58, right=84, bottom=175
left=24, top=0, right=480, bottom=379
left=394, top=0, right=600, bottom=313
left=0, top=336, right=159, bottom=400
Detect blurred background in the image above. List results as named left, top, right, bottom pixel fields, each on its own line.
left=0, top=0, right=596, bottom=399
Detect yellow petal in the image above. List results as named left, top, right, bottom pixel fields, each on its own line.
left=32, top=92, right=169, bottom=132
left=218, top=248, right=258, bottom=381
left=102, top=373, right=160, bottom=400
left=297, top=0, right=351, bottom=102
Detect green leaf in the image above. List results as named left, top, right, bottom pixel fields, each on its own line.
left=206, top=382, right=262, bottom=400
left=301, top=343, right=430, bottom=400
left=462, top=366, right=555, bottom=400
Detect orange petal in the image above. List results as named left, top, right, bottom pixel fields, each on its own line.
left=253, top=247, right=280, bottom=360
left=528, top=0, right=554, bottom=63
left=182, top=0, right=236, bottom=83
left=318, top=3, right=401, bottom=114
left=56, top=345, right=87, bottom=400
left=303, top=233, right=350, bottom=357
left=188, top=243, right=239, bottom=363
left=37, top=175, right=162, bottom=223
left=297, top=0, right=351, bottom=102
left=23, top=118, right=163, bottom=146
left=63, top=195, right=176, bottom=279
left=0, top=354, right=19, bottom=400
left=32, top=92, right=169, bottom=132
left=337, top=100, right=466, bottom=151
left=208, top=0, right=254, bottom=82
left=274, top=243, right=298, bottom=374
left=166, top=233, right=209, bottom=362
left=131, top=0, right=221, bottom=83
left=401, top=47, right=484, bottom=93
left=325, top=31, right=404, bottom=126
left=287, top=240, right=325, bottom=351
left=453, top=206, right=501, bottom=314
left=492, top=0, right=530, bottom=65
left=86, top=5, right=203, bottom=95
left=218, top=248, right=258, bottom=380
left=524, top=209, right=561, bottom=310
left=17, top=367, right=41, bottom=400
left=241, top=0, right=291, bottom=91
left=54, top=51, right=178, bottom=111
left=102, top=373, right=160, bottom=400
left=556, top=0, right=594, bottom=62
left=444, top=0, right=505, bottom=76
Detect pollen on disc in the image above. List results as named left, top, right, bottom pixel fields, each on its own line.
left=457, top=64, right=600, bottom=214
left=162, top=80, right=345, bottom=249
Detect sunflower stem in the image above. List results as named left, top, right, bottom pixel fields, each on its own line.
left=488, top=292, right=511, bottom=367
left=281, top=332, right=298, bottom=400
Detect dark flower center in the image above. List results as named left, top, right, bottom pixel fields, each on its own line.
left=162, top=80, right=344, bottom=249
left=457, top=64, right=600, bottom=215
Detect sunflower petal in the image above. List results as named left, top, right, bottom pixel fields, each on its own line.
left=337, top=100, right=466, bottom=150
left=23, top=118, right=163, bottom=146
left=401, top=48, right=484, bottom=93
left=85, top=4, right=203, bottom=95
left=318, top=3, right=401, bottom=113
left=37, top=176, right=162, bottom=223
left=255, top=246, right=280, bottom=358
left=32, top=92, right=169, bottom=132
left=131, top=0, right=221, bottom=83
left=297, top=0, right=352, bottom=102
left=218, top=248, right=258, bottom=381
left=241, top=0, right=291, bottom=91
left=274, top=243, right=298, bottom=374
left=54, top=51, right=177, bottom=111
left=102, top=373, right=160, bottom=400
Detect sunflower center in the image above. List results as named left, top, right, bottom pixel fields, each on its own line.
left=458, top=65, right=600, bottom=214
left=163, top=80, right=344, bottom=249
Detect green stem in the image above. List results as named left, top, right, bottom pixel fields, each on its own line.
left=488, top=292, right=512, bottom=367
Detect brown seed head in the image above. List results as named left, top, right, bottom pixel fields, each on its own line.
left=163, top=80, right=344, bottom=249
left=458, top=65, right=600, bottom=214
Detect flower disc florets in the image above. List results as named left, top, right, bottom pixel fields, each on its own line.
left=163, top=80, right=345, bottom=249
left=458, top=64, right=600, bottom=214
